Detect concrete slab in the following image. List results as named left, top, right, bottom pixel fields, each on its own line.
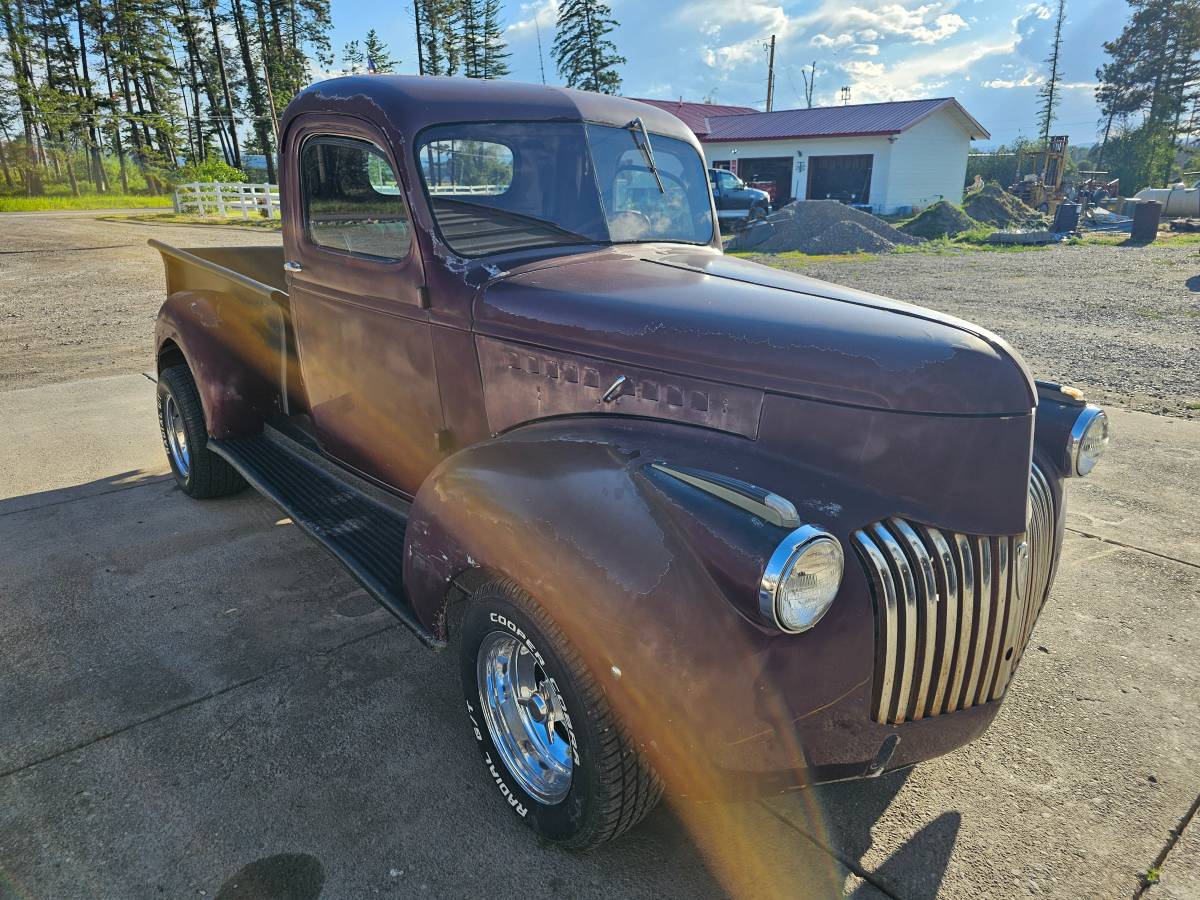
left=0, top=373, right=167, bottom=510
left=1146, top=805, right=1200, bottom=899
left=1, top=376, right=1196, bottom=899
left=1065, top=407, right=1200, bottom=567
left=0, top=376, right=875, bottom=899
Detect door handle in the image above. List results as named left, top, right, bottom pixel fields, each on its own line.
left=284, top=261, right=303, bottom=273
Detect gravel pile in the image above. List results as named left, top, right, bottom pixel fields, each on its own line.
left=727, top=199, right=922, bottom=253
left=963, top=183, right=1046, bottom=228
left=806, top=220, right=898, bottom=253
left=900, top=201, right=980, bottom=239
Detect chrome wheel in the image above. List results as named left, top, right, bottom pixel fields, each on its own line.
left=162, top=393, right=190, bottom=478
left=476, top=631, right=573, bottom=804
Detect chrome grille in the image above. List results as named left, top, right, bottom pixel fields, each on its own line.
left=853, top=466, right=1057, bottom=725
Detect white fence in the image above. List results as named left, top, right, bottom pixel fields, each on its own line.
left=173, top=182, right=281, bottom=219
left=426, top=183, right=505, bottom=195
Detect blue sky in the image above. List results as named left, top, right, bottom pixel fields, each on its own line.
left=325, top=0, right=1132, bottom=147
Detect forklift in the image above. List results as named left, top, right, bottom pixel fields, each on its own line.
left=1010, top=135, right=1069, bottom=216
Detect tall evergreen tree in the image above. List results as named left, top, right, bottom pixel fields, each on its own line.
left=552, top=0, right=624, bottom=94
left=417, top=0, right=459, bottom=76
left=1036, top=0, right=1066, bottom=141
left=459, top=0, right=483, bottom=77
left=0, top=0, right=328, bottom=195
left=341, top=37, right=362, bottom=73
left=480, top=0, right=508, bottom=78
left=362, top=27, right=396, bottom=72
left=1094, top=0, right=1200, bottom=186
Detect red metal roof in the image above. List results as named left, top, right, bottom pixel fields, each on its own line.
left=635, top=96, right=989, bottom=142
left=630, top=98, right=758, bottom=136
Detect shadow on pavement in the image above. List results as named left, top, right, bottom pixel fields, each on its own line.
left=0, top=468, right=171, bottom=516
left=765, top=768, right=962, bottom=899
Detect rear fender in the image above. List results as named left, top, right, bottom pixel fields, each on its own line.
left=155, top=288, right=287, bottom=438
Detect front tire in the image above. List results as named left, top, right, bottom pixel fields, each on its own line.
left=157, top=364, right=246, bottom=499
left=459, top=580, right=662, bottom=849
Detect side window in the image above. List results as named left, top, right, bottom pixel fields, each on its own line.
left=717, top=171, right=739, bottom=191
left=301, top=136, right=412, bottom=260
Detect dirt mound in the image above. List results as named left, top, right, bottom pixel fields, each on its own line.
left=727, top=199, right=921, bottom=254
left=806, top=220, right=897, bottom=253
left=963, top=183, right=1045, bottom=228
left=900, top=200, right=980, bottom=239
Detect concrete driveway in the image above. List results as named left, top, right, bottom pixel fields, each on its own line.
left=1, top=214, right=1198, bottom=899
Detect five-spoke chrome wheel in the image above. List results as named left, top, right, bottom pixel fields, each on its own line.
left=476, top=631, right=573, bottom=804
left=161, top=393, right=190, bottom=478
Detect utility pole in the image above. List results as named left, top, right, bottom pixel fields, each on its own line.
left=765, top=34, right=776, bottom=112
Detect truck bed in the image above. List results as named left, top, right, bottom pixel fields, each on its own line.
left=151, top=239, right=299, bottom=421
left=150, top=241, right=287, bottom=297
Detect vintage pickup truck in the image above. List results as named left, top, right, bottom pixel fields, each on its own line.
left=151, top=75, right=1109, bottom=849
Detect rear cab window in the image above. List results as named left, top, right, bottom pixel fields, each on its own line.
left=300, top=136, right=412, bottom=260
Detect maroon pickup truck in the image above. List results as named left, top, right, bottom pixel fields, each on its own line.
left=151, top=75, right=1109, bottom=849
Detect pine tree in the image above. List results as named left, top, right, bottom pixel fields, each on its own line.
left=1036, top=0, right=1066, bottom=141
left=341, top=38, right=363, bottom=74
left=363, top=27, right=397, bottom=72
left=459, top=0, right=483, bottom=77
left=552, top=0, right=624, bottom=94
left=418, top=0, right=459, bottom=76
left=1095, top=0, right=1200, bottom=186
left=480, top=0, right=508, bottom=78
left=0, top=0, right=330, bottom=196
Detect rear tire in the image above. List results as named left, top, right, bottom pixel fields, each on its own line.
left=459, top=579, right=662, bottom=849
left=157, top=364, right=246, bottom=499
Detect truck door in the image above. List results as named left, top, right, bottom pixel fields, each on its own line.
left=714, top=169, right=752, bottom=219
left=283, top=119, right=444, bottom=496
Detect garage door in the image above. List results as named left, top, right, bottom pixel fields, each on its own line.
left=740, top=157, right=793, bottom=205
left=807, top=154, right=873, bottom=204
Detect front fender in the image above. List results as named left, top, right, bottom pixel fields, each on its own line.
left=402, top=417, right=880, bottom=782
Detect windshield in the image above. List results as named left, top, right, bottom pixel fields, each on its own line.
left=415, top=122, right=715, bottom=257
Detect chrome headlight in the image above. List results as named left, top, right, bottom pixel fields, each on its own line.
left=1068, top=404, right=1109, bottom=476
left=759, top=526, right=844, bottom=633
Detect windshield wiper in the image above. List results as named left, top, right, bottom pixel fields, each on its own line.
left=625, top=117, right=665, bottom=194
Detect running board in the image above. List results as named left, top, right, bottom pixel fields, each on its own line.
left=209, top=427, right=444, bottom=649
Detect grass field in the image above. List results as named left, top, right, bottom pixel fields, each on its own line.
left=0, top=193, right=172, bottom=212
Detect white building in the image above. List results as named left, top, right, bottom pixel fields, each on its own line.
left=637, top=97, right=990, bottom=215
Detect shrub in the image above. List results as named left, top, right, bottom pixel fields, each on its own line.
left=174, top=158, right=247, bottom=185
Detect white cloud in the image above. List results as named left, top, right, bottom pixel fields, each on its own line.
left=835, top=36, right=1015, bottom=102
left=794, top=2, right=968, bottom=46
left=506, top=0, right=557, bottom=35
left=685, top=0, right=796, bottom=74
left=982, top=71, right=1044, bottom=88
left=811, top=32, right=855, bottom=48
left=851, top=43, right=881, bottom=55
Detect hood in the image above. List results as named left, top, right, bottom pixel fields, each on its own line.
left=473, top=245, right=1035, bottom=416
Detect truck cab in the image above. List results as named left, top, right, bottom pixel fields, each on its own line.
left=709, top=166, right=772, bottom=225
left=151, top=75, right=1109, bottom=849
